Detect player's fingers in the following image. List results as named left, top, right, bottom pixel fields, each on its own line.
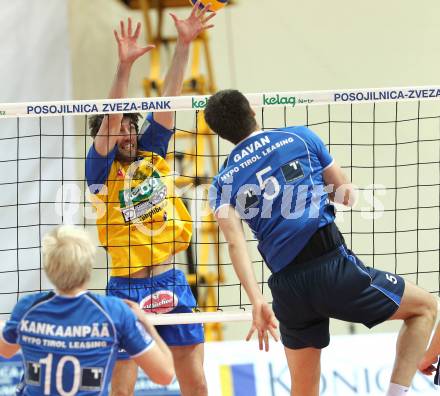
left=134, top=22, right=141, bottom=39
left=114, top=30, right=120, bottom=42
left=191, top=1, right=200, bottom=17
left=270, top=317, right=278, bottom=329
left=245, top=326, right=255, bottom=342
left=203, top=24, right=215, bottom=31
left=120, top=20, right=126, bottom=37
left=420, top=366, right=435, bottom=375
left=169, top=13, right=179, bottom=24
left=200, top=2, right=211, bottom=17
left=264, top=332, right=269, bottom=352
left=139, top=45, right=155, bottom=55
left=258, top=330, right=263, bottom=351
left=269, top=327, right=279, bottom=342
left=123, top=299, right=135, bottom=307
left=202, top=12, right=216, bottom=24
left=128, top=17, right=133, bottom=36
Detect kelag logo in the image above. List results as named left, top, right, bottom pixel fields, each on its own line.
left=263, top=94, right=296, bottom=107
left=192, top=97, right=208, bottom=109
left=0, top=111, right=5, bottom=116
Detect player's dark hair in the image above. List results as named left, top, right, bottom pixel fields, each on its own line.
left=88, top=113, right=142, bottom=138
left=204, top=90, right=257, bottom=144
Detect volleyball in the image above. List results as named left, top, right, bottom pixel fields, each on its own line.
left=190, top=0, right=229, bottom=12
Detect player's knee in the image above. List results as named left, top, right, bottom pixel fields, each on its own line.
left=190, top=378, right=208, bottom=396
left=111, top=380, right=136, bottom=396
left=412, top=292, right=438, bottom=325
left=178, top=373, right=207, bottom=396
left=423, top=294, right=438, bottom=323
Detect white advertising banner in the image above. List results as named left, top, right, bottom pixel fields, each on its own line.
left=0, top=332, right=437, bottom=395
left=202, top=333, right=437, bottom=396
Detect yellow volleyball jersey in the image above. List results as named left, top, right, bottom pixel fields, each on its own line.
left=86, top=115, right=192, bottom=277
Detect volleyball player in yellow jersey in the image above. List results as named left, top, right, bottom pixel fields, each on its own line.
left=85, top=3, right=215, bottom=395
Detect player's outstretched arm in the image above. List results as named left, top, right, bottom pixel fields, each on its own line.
left=418, top=321, right=440, bottom=376
left=153, top=1, right=216, bottom=129
left=323, top=162, right=357, bottom=207
left=124, top=300, right=175, bottom=385
left=216, top=205, right=279, bottom=351
left=94, top=18, right=154, bottom=157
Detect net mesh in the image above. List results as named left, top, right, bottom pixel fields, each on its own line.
left=0, top=91, right=439, bottom=321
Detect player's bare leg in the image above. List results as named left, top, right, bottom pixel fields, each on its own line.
left=387, top=281, right=437, bottom=387
left=284, top=347, right=321, bottom=396
left=110, top=359, right=138, bottom=396
left=170, top=343, right=207, bottom=396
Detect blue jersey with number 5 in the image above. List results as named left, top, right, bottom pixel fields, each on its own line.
left=1, top=291, right=153, bottom=395
left=209, top=127, right=336, bottom=273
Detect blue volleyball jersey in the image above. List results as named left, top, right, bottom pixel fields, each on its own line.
left=1, top=291, right=154, bottom=395
left=209, top=126, right=336, bottom=273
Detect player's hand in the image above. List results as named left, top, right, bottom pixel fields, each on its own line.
left=418, top=354, right=439, bottom=375
left=246, top=301, right=279, bottom=351
left=170, top=1, right=216, bottom=46
left=114, top=18, right=155, bottom=65
left=123, top=299, right=144, bottom=319
left=124, top=299, right=157, bottom=335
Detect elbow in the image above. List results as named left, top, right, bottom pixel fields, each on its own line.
left=0, top=348, right=17, bottom=359
left=228, top=241, right=238, bottom=251
left=2, top=351, right=16, bottom=359
left=228, top=241, right=242, bottom=255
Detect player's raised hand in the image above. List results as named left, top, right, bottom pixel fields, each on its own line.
left=246, top=301, right=279, bottom=352
left=114, top=18, right=155, bottom=65
left=170, top=1, right=216, bottom=46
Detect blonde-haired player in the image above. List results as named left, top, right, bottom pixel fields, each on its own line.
left=85, top=3, right=215, bottom=395
left=0, top=226, right=174, bottom=394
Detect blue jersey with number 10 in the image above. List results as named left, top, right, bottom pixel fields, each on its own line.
left=209, top=126, right=336, bottom=273
left=1, top=291, right=153, bottom=395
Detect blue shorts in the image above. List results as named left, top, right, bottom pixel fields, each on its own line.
left=269, top=245, right=405, bottom=350
left=107, top=269, right=204, bottom=359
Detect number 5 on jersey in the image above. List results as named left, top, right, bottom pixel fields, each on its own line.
left=256, top=166, right=280, bottom=200
left=386, top=273, right=398, bottom=285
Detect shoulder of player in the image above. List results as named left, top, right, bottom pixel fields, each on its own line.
left=136, top=150, right=167, bottom=163
left=276, top=125, right=310, bottom=136
left=278, top=126, right=323, bottom=149
left=14, top=291, right=56, bottom=316
left=86, top=293, right=130, bottom=316
left=140, top=113, right=174, bottom=136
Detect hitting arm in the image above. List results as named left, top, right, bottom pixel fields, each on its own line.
left=216, top=205, right=279, bottom=351
left=323, top=162, right=357, bottom=207
left=125, top=300, right=175, bottom=385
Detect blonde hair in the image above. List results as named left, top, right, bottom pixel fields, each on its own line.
left=42, top=226, right=95, bottom=292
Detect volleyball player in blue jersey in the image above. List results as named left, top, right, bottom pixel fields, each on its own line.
left=0, top=226, right=174, bottom=395
left=205, top=89, right=437, bottom=396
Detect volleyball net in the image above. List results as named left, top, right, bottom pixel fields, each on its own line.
left=0, top=86, right=439, bottom=325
